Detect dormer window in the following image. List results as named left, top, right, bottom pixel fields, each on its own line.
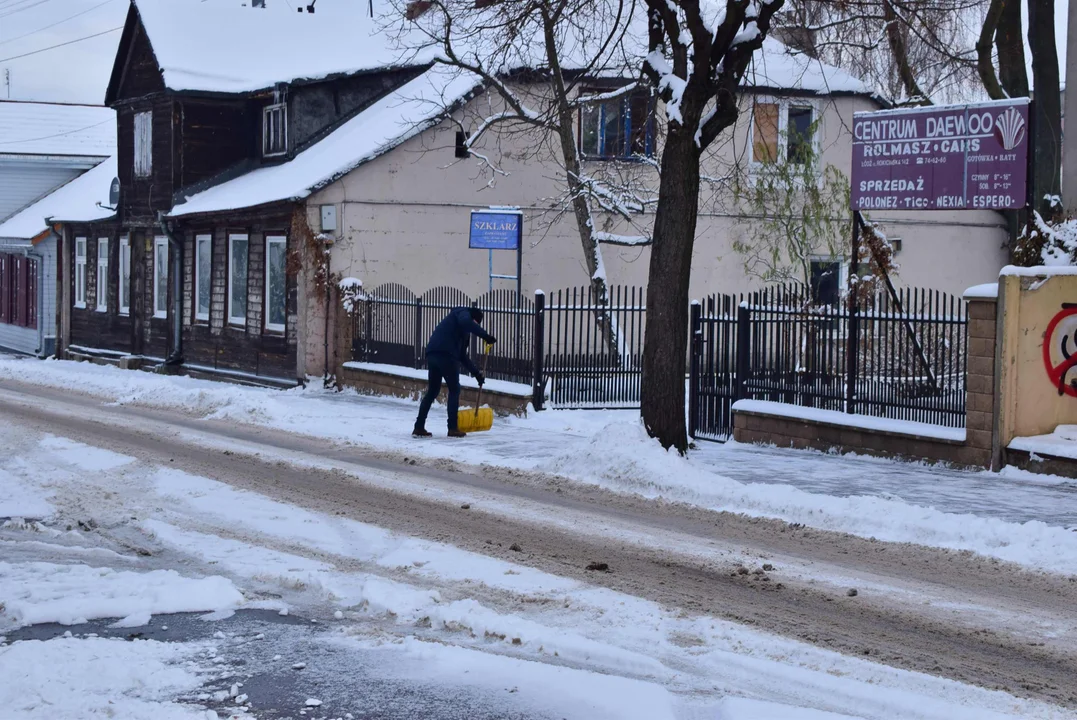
left=263, top=103, right=288, bottom=157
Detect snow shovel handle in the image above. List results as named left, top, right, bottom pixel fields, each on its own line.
left=475, top=343, right=492, bottom=417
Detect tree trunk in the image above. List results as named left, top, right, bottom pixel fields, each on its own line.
left=1028, top=0, right=1063, bottom=216
left=881, top=0, right=928, bottom=104
left=996, top=0, right=1028, bottom=97
left=976, top=0, right=1006, bottom=100
left=641, top=130, right=700, bottom=452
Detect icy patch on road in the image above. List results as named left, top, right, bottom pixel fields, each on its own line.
left=542, top=422, right=1077, bottom=576
left=0, top=561, right=244, bottom=629
left=0, top=635, right=216, bottom=719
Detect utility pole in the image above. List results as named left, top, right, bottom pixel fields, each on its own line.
left=1063, top=0, right=1077, bottom=209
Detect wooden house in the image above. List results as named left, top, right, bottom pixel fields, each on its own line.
left=56, top=0, right=463, bottom=384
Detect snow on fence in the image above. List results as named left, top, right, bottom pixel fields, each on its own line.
left=690, top=283, right=968, bottom=441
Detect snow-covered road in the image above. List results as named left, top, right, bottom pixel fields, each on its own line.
left=1, top=377, right=1076, bottom=718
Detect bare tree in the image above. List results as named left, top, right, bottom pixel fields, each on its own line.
left=638, top=0, right=784, bottom=452
left=773, top=0, right=985, bottom=104
left=395, top=0, right=654, bottom=353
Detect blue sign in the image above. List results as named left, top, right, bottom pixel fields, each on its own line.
left=469, top=211, right=521, bottom=250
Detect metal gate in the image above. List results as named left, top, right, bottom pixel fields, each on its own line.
left=689, top=294, right=742, bottom=441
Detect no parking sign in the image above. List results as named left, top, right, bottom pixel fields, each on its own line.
left=1042, top=304, right=1077, bottom=396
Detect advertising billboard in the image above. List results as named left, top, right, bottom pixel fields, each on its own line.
left=851, top=99, right=1029, bottom=212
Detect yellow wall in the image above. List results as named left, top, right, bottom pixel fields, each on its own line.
left=998, top=271, right=1077, bottom=443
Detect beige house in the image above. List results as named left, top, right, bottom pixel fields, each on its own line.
left=168, top=36, right=1009, bottom=378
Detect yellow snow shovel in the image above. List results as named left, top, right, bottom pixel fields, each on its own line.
left=457, top=343, right=494, bottom=433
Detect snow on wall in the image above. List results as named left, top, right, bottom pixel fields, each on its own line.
left=732, top=400, right=967, bottom=442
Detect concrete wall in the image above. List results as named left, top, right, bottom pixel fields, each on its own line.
left=997, top=271, right=1077, bottom=444
left=309, top=89, right=1009, bottom=303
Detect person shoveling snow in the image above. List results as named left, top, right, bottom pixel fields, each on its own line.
left=413, top=306, right=496, bottom=438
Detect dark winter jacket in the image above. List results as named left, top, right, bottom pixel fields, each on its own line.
left=426, top=307, right=495, bottom=376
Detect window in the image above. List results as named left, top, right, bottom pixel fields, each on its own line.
left=752, top=102, right=780, bottom=163
left=265, top=235, right=286, bottom=333
left=134, top=111, right=153, bottom=177
left=119, top=236, right=131, bottom=315
left=810, top=258, right=842, bottom=306
left=154, top=236, right=168, bottom=319
left=0, top=255, right=36, bottom=328
left=75, top=237, right=87, bottom=308
left=228, top=233, right=248, bottom=325
left=580, top=90, right=654, bottom=159
left=750, top=99, right=818, bottom=166
left=195, top=234, right=212, bottom=322
left=787, top=106, right=813, bottom=163
left=96, top=238, right=109, bottom=312
left=263, top=104, right=287, bottom=157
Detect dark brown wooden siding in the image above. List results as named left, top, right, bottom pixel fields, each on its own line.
left=175, top=207, right=297, bottom=381
left=113, top=21, right=164, bottom=102
left=175, top=100, right=257, bottom=190
left=119, top=97, right=175, bottom=225
left=66, top=224, right=134, bottom=355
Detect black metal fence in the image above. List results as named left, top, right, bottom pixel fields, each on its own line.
left=351, top=283, right=646, bottom=409
left=690, top=284, right=968, bottom=440
left=352, top=281, right=968, bottom=431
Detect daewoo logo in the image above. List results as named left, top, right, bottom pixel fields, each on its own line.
left=995, top=106, right=1026, bottom=151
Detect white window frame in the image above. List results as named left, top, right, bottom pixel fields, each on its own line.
left=134, top=110, right=153, bottom=178
left=262, top=103, right=288, bottom=157
left=96, top=237, right=109, bottom=312
left=195, top=234, right=212, bottom=322
left=228, top=233, right=249, bottom=326
left=264, top=235, right=287, bottom=333
left=75, top=237, right=87, bottom=308
left=153, top=235, right=168, bottom=319
left=747, top=96, right=821, bottom=170
left=119, top=236, right=130, bottom=315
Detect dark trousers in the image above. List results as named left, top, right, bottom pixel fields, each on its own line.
left=415, top=354, right=461, bottom=430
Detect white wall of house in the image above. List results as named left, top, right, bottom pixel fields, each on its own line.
left=0, top=235, right=56, bottom=356
left=0, top=160, right=86, bottom=223
left=311, top=90, right=1008, bottom=303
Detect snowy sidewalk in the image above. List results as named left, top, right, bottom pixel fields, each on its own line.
left=2, top=357, right=1076, bottom=576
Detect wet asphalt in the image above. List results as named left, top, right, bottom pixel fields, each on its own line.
left=2, top=610, right=554, bottom=720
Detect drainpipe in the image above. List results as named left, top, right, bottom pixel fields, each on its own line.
left=156, top=212, right=184, bottom=366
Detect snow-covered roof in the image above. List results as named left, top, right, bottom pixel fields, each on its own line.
left=133, top=0, right=434, bottom=95
left=170, top=67, right=479, bottom=218
left=744, top=39, right=873, bottom=96
left=0, top=101, right=115, bottom=158
left=0, top=156, right=117, bottom=239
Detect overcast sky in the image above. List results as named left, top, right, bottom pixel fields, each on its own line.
left=0, top=0, right=1069, bottom=105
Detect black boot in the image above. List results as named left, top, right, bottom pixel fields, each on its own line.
left=412, top=424, right=432, bottom=438
left=447, top=429, right=467, bottom=438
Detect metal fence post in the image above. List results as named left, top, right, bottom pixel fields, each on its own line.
left=363, top=295, right=373, bottom=362
left=689, top=301, right=701, bottom=439
left=735, top=302, right=750, bottom=401
left=533, top=290, right=546, bottom=410
left=846, top=213, right=861, bottom=414
left=414, top=297, right=423, bottom=369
